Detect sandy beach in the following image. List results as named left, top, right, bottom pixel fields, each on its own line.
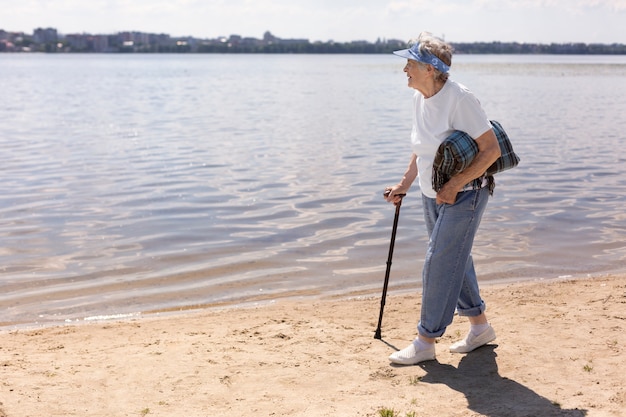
left=1, top=274, right=625, bottom=417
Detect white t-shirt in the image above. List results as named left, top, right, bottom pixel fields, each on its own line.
left=411, top=79, right=492, bottom=199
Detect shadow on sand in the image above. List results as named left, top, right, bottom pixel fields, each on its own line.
left=417, top=346, right=587, bottom=417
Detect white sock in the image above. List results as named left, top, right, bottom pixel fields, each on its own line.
left=414, top=337, right=434, bottom=351
left=470, top=323, right=490, bottom=336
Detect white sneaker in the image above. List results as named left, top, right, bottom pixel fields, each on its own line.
left=389, top=339, right=436, bottom=365
left=449, top=326, right=496, bottom=353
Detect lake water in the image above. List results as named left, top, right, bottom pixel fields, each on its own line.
left=2, top=53, right=626, bottom=328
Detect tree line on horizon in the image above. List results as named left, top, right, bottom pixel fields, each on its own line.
left=4, top=41, right=625, bottom=54
left=195, top=41, right=626, bottom=55
left=2, top=26, right=625, bottom=54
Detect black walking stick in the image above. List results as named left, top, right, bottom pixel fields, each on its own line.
left=374, top=191, right=405, bottom=340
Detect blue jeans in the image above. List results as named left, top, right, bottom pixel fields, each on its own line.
left=417, top=187, right=489, bottom=338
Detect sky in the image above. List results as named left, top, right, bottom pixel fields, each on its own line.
left=1, top=0, right=625, bottom=44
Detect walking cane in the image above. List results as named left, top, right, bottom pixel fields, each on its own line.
left=374, top=191, right=405, bottom=340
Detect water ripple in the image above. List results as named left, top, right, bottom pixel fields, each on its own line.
left=2, top=54, right=626, bottom=327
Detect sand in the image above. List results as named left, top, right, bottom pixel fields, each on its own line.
left=1, top=274, right=625, bottom=417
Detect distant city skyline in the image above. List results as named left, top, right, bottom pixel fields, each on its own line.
left=1, top=0, right=625, bottom=44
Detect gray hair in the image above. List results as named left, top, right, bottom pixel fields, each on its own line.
left=408, top=32, right=453, bottom=82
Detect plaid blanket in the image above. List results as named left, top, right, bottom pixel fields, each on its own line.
left=432, top=120, right=519, bottom=195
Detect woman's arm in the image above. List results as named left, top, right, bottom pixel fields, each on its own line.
left=385, top=153, right=418, bottom=204
left=436, top=129, right=501, bottom=205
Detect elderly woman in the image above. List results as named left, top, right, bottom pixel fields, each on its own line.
left=385, top=32, right=501, bottom=365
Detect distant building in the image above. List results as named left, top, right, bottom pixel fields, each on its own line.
left=65, top=34, right=89, bottom=51
left=228, top=34, right=242, bottom=45
left=277, top=38, right=309, bottom=45
left=33, top=27, right=58, bottom=44
left=263, top=31, right=277, bottom=44
left=387, top=39, right=407, bottom=47
left=0, top=39, right=13, bottom=52
left=92, top=35, right=110, bottom=52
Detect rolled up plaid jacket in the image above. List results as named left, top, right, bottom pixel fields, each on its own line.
left=432, top=120, right=519, bottom=195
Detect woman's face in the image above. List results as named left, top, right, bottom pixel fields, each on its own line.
left=403, top=59, right=425, bottom=90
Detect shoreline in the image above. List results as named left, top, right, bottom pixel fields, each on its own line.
left=2, top=273, right=625, bottom=416
left=2, top=269, right=622, bottom=332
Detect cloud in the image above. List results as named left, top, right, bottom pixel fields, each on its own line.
left=482, top=0, right=626, bottom=12
left=386, top=0, right=469, bottom=14
left=385, top=0, right=626, bottom=13
left=0, top=0, right=623, bottom=42
left=589, top=0, right=626, bottom=11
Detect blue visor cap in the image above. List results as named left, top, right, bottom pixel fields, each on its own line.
left=393, top=43, right=450, bottom=73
